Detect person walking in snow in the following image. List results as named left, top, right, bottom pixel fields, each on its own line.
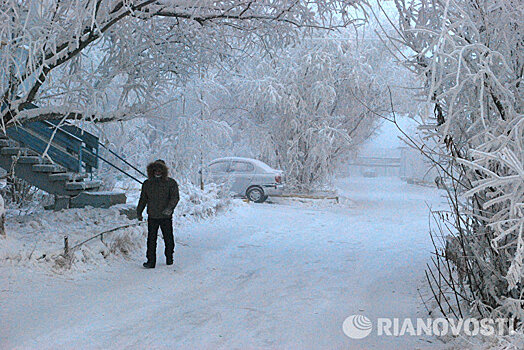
left=137, top=160, right=180, bottom=268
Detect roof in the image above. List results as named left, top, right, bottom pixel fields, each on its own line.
left=209, top=157, right=277, bottom=172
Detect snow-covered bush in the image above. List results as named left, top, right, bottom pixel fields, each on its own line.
left=0, top=156, right=51, bottom=209
left=391, top=0, right=524, bottom=325
left=0, top=176, right=50, bottom=209
left=177, top=182, right=232, bottom=219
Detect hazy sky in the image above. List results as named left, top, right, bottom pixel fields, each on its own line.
left=360, top=116, right=419, bottom=155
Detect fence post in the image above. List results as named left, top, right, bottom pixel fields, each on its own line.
left=64, top=236, right=69, bottom=257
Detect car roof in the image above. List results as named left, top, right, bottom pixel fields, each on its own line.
left=209, top=157, right=276, bottom=172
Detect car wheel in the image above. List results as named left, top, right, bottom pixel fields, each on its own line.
left=246, top=186, right=266, bottom=203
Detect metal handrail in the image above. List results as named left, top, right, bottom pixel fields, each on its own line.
left=99, top=143, right=147, bottom=178
left=48, top=121, right=146, bottom=181
left=83, top=148, right=144, bottom=184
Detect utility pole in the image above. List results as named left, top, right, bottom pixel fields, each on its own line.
left=199, top=66, right=204, bottom=191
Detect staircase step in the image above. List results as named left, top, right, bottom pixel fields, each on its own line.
left=48, top=172, right=89, bottom=182
left=0, top=147, right=37, bottom=156
left=17, top=156, right=43, bottom=164
left=70, top=191, right=126, bottom=208
left=0, top=139, right=13, bottom=147
left=32, top=164, right=64, bottom=173
left=1, top=147, right=23, bottom=155
left=65, top=180, right=102, bottom=191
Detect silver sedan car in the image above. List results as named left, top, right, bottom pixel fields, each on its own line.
left=205, top=157, right=284, bottom=203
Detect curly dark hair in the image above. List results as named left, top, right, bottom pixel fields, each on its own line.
left=146, top=160, right=168, bottom=179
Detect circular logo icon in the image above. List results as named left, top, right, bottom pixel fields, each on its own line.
left=342, top=314, right=373, bottom=339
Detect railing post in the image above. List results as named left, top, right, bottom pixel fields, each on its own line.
left=94, top=143, right=99, bottom=180
left=78, top=146, right=83, bottom=173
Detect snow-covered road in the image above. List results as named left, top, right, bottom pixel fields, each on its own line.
left=1, top=177, right=447, bottom=349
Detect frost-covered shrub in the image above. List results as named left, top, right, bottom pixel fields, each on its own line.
left=109, top=228, right=144, bottom=257
left=393, top=0, right=524, bottom=324
left=0, top=176, right=50, bottom=209
left=177, top=182, right=232, bottom=219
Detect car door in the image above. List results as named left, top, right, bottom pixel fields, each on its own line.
left=228, top=161, right=255, bottom=195
left=206, top=160, right=230, bottom=185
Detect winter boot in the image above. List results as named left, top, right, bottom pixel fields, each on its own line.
left=166, top=256, right=173, bottom=265
left=143, top=261, right=155, bottom=269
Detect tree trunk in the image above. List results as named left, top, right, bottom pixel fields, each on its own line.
left=0, top=194, right=5, bottom=237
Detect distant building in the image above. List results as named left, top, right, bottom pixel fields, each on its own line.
left=348, top=147, right=401, bottom=177
left=347, top=116, right=440, bottom=184
left=399, top=146, right=439, bottom=184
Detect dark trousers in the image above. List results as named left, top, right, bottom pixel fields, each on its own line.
left=146, top=218, right=174, bottom=265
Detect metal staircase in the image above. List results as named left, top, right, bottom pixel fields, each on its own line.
left=0, top=118, right=127, bottom=209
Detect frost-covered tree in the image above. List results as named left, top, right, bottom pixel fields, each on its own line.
left=391, top=0, right=524, bottom=321
left=213, top=34, right=389, bottom=191
left=0, top=0, right=362, bottom=127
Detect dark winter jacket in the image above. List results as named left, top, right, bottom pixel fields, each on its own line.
left=137, top=161, right=180, bottom=219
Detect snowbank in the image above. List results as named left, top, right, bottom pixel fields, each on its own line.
left=270, top=194, right=354, bottom=209
left=0, top=183, right=233, bottom=273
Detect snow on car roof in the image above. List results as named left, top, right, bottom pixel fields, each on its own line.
left=210, top=157, right=277, bottom=172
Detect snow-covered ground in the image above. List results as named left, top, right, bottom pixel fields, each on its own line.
left=1, top=177, right=448, bottom=349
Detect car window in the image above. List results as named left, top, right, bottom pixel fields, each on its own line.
left=209, top=161, right=228, bottom=173
left=230, top=161, right=254, bottom=173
